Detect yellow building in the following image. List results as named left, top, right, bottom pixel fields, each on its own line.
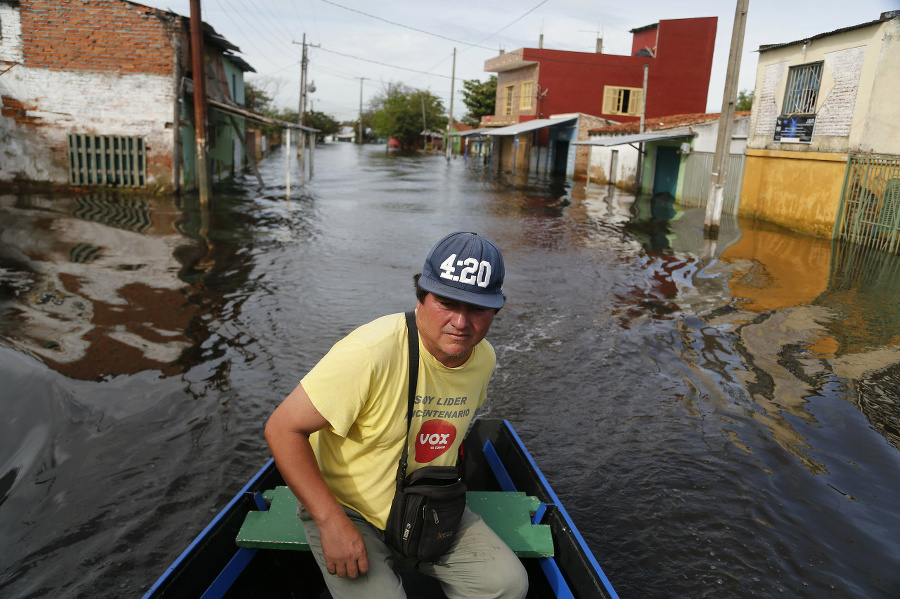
left=742, top=11, right=900, bottom=238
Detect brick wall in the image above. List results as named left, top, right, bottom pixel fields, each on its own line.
left=816, top=46, right=867, bottom=137
left=19, top=0, right=182, bottom=75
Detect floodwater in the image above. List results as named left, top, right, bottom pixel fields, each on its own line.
left=1, top=142, right=900, bottom=598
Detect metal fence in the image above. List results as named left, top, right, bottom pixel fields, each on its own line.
left=68, top=134, right=146, bottom=187
left=679, top=151, right=746, bottom=215
left=834, top=153, right=900, bottom=254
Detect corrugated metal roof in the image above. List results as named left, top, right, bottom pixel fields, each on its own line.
left=484, top=117, right=578, bottom=136
left=759, top=11, right=898, bottom=53
left=207, top=99, right=319, bottom=132
left=574, top=131, right=694, bottom=146
left=457, top=127, right=495, bottom=136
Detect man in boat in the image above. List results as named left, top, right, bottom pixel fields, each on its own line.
left=265, top=232, right=527, bottom=599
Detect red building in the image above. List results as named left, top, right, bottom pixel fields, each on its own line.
left=482, top=17, right=718, bottom=127
left=478, top=17, right=717, bottom=178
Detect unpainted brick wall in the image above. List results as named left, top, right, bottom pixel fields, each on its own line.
left=19, top=0, right=181, bottom=75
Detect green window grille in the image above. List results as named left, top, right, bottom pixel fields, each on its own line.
left=67, top=134, right=147, bottom=187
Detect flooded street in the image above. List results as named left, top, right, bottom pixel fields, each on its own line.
left=2, top=142, right=900, bottom=598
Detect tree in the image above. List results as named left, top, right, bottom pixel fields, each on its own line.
left=736, top=89, right=754, bottom=112
left=304, top=110, right=341, bottom=142
left=461, top=76, right=497, bottom=127
left=244, top=81, right=275, bottom=115
left=370, top=83, right=447, bottom=148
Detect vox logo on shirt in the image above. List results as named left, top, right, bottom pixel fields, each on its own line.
left=414, top=419, right=457, bottom=463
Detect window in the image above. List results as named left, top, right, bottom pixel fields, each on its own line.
left=602, top=86, right=643, bottom=117
left=504, top=85, right=514, bottom=116
left=68, top=134, right=146, bottom=187
left=782, top=62, right=823, bottom=115
left=520, top=81, right=534, bottom=110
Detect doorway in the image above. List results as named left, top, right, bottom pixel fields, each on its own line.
left=552, top=141, right=570, bottom=175
left=653, top=146, right=680, bottom=196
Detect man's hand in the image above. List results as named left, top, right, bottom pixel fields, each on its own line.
left=266, top=383, right=371, bottom=579
left=319, top=512, right=371, bottom=578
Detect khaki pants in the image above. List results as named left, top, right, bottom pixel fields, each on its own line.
left=299, top=504, right=529, bottom=599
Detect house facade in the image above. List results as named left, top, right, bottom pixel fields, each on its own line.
left=582, top=112, right=749, bottom=213
left=477, top=17, right=717, bottom=178
left=485, top=112, right=613, bottom=177
left=742, top=11, right=900, bottom=238
left=0, top=0, right=255, bottom=193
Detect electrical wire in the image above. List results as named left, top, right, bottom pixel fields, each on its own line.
left=320, top=0, right=496, bottom=51
left=316, top=46, right=453, bottom=79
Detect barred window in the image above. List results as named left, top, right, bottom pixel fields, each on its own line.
left=68, top=134, right=146, bottom=187
left=782, top=62, right=823, bottom=115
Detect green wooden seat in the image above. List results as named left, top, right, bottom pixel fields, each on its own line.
left=235, top=486, right=553, bottom=558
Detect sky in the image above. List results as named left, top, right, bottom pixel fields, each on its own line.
left=138, top=0, right=898, bottom=123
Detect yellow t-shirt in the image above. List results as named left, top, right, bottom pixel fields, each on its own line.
left=301, top=312, right=495, bottom=529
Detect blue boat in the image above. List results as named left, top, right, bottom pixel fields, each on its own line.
left=144, top=419, right=619, bottom=599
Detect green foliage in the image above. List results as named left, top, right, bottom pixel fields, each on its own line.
left=736, top=89, right=754, bottom=112
left=304, top=110, right=341, bottom=141
left=242, top=82, right=340, bottom=142
left=244, top=82, right=275, bottom=116
left=370, top=83, right=447, bottom=147
left=461, top=76, right=497, bottom=126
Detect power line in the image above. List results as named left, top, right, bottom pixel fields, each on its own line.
left=475, top=0, right=552, bottom=45
left=320, top=0, right=495, bottom=51
left=317, top=46, right=453, bottom=79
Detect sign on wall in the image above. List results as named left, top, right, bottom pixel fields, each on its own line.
left=774, top=115, right=816, bottom=143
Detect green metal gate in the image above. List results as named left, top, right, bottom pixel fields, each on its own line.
left=834, top=153, right=900, bottom=254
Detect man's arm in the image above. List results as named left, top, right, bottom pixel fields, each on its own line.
left=264, top=383, right=370, bottom=579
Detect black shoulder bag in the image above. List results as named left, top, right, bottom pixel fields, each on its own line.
left=384, top=311, right=468, bottom=561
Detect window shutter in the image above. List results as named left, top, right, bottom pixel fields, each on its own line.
left=629, top=89, right=644, bottom=116
left=603, top=87, right=615, bottom=114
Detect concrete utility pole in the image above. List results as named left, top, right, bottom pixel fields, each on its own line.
left=705, top=0, right=749, bottom=237
left=635, top=63, right=649, bottom=193
left=446, top=48, right=456, bottom=161
left=189, top=0, right=211, bottom=204
left=297, top=33, right=307, bottom=159
left=357, top=77, right=367, bottom=145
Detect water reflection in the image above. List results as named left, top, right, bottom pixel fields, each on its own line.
left=0, top=193, right=204, bottom=380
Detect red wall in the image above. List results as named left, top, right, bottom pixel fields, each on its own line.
left=647, top=17, right=717, bottom=118
left=512, top=17, right=716, bottom=122
left=521, top=48, right=648, bottom=119
left=631, top=26, right=659, bottom=56
left=19, top=0, right=181, bottom=75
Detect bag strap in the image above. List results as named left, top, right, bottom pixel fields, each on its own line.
left=396, top=310, right=463, bottom=487
left=396, top=310, right=419, bottom=485
left=404, top=310, right=419, bottom=430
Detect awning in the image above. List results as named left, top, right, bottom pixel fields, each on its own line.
left=457, top=127, right=495, bottom=137
left=484, top=117, right=578, bottom=136
left=574, top=131, right=693, bottom=146
left=207, top=99, right=319, bottom=132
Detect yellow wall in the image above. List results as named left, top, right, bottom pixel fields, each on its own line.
left=722, top=224, right=833, bottom=313
left=740, top=149, right=847, bottom=238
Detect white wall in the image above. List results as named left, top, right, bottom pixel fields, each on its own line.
left=1, top=66, right=176, bottom=185
left=587, top=143, right=641, bottom=188
left=691, top=117, right=749, bottom=154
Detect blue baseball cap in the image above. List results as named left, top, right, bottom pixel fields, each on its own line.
left=419, top=232, right=505, bottom=309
